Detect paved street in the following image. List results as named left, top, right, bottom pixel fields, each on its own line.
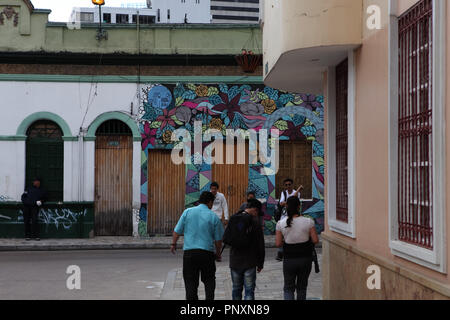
left=0, top=248, right=322, bottom=300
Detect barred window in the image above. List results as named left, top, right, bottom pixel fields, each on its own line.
left=335, top=58, right=349, bottom=223
left=398, top=0, right=433, bottom=249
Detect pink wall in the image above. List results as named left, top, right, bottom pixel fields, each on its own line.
left=324, top=0, right=450, bottom=285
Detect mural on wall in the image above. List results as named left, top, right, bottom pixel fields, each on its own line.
left=138, top=83, right=324, bottom=236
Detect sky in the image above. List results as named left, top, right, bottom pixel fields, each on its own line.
left=31, top=0, right=147, bottom=22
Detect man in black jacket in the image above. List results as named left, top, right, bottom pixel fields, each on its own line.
left=21, top=178, right=47, bottom=241
left=228, top=199, right=265, bottom=300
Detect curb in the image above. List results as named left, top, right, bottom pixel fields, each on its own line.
left=0, top=240, right=321, bottom=252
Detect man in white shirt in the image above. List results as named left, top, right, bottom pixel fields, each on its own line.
left=276, top=178, right=303, bottom=261
left=210, top=182, right=229, bottom=226
left=279, top=178, right=303, bottom=212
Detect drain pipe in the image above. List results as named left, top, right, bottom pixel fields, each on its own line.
left=78, top=127, right=85, bottom=202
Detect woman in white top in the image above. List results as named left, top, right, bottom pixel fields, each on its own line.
left=275, top=196, right=319, bottom=300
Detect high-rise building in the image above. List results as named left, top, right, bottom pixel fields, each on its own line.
left=71, top=0, right=212, bottom=25
left=211, top=0, right=260, bottom=24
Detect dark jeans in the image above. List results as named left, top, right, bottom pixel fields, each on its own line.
left=23, top=205, right=40, bottom=238
left=230, top=267, right=257, bottom=300
left=283, top=256, right=312, bottom=300
left=183, top=249, right=216, bottom=300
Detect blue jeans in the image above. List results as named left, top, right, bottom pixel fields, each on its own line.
left=230, top=268, right=257, bottom=300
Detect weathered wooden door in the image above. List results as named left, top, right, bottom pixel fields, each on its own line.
left=275, top=140, right=312, bottom=200
left=147, top=150, right=186, bottom=235
left=95, top=135, right=133, bottom=236
left=212, top=142, right=249, bottom=217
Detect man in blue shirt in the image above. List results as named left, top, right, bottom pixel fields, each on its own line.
left=171, top=191, right=224, bottom=300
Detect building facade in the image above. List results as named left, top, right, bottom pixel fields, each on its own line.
left=72, top=0, right=212, bottom=25
left=264, top=0, right=450, bottom=299
left=0, top=0, right=324, bottom=239
left=211, top=0, right=260, bottom=24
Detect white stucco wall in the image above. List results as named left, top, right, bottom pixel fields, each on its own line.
left=0, top=81, right=142, bottom=237
left=0, top=81, right=140, bottom=137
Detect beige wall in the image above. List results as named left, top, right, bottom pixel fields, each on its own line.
left=324, top=0, right=450, bottom=298
left=323, top=235, right=450, bottom=299
left=397, top=0, right=420, bottom=15
left=363, top=0, right=389, bottom=39
left=263, top=0, right=362, bottom=87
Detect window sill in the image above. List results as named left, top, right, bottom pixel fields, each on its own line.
left=390, top=240, right=444, bottom=273
left=329, top=218, right=355, bottom=239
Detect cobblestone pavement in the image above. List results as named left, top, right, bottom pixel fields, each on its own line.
left=160, top=248, right=322, bottom=300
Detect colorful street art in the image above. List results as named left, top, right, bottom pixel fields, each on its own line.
left=138, top=83, right=324, bottom=236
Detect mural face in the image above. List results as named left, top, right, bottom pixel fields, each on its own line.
left=146, top=85, right=173, bottom=110
left=138, top=83, right=324, bottom=236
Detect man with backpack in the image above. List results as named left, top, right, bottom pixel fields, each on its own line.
left=223, top=199, right=265, bottom=300
left=274, top=178, right=303, bottom=261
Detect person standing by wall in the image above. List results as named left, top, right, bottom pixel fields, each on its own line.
left=171, top=191, right=224, bottom=301
left=276, top=196, right=318, bottom=300
left=210, top=182, right=229, bottom=226
left=225, top=199, right=265, bottom=300
left=275, top=178, right=303, bottom=261
left=239, top=191, right=256, bottom=211
left=21, top=177, right=47, bottom=241
left=239, top=191, right=265, bottom=230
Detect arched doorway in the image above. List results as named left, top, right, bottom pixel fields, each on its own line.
left=26, top=120, right=64, bottom=202
left=94, top=119, right=133, bottom=236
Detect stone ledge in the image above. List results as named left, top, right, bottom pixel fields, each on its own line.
left=322, top=233, right=450, bottom=298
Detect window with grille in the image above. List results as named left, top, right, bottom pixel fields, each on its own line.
left=116, top=14, right=129, bottom=24
left=335, top=59, right=349, bottom=223
left=96, top=120, right=132, bottom=136
left=80, top=12, right=94, bottom=22
left=133, top=15, right=156, bottom=24
left=398, top=0, right=433, bottom=249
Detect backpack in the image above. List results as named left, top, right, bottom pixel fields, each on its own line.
left=222, top=211, right=254, bottom=249
left=274, top=191, right=287, bottom=222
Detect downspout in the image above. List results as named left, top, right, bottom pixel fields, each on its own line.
left=136, top=9, right=141, bottom=116
left=78, top=127, right=85, bottom=202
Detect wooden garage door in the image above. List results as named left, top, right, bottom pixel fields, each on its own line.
left=95, top=135, right=133, bottom=236
left=147, top=150, right=186, bottom=235
left=275, top=140, right=313, bottom=200
left=212, top=142, right=249, bottom=217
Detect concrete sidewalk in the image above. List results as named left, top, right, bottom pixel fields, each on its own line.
left=0, top=235, right=321, bottom=251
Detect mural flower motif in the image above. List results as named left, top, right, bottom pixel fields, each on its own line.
left=162, top=130, right=173, bottom=144
left=300, top=94, right=322, bottom=111
left=261, top=99, right=277, bottom=114
left=141, top=122, right=157, bottom=150
left=212, top=92, right=242, bottom=123
left=156, top=108, right=177, bottom=130
left=175, top=106, right=192, bottom=123
left=210, top=118, right=223, bottom=130
left=195, top=85, right=209, bottom=97
left=282, top=122, right=304, bottom=140
left=240, top=101, right=264, bottom=116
